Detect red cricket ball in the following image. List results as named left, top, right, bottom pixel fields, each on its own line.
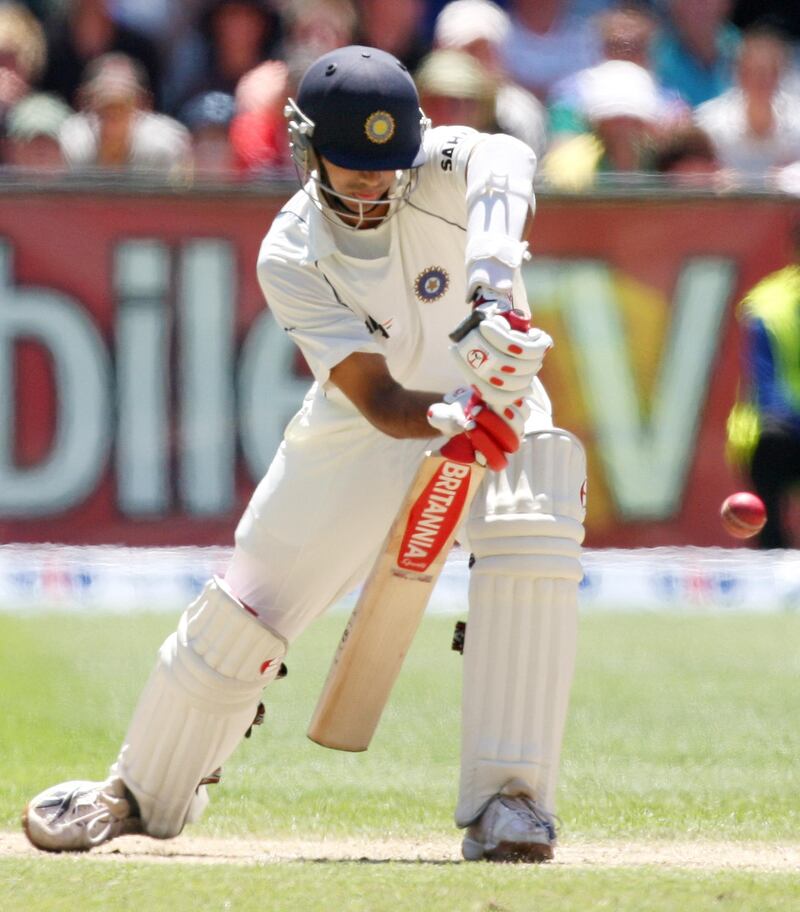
left=720, top=492, right=767, bottom=539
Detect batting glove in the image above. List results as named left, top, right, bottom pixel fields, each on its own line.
left=427, top=386, right=530, bottom=471
left=450, top=287, right=552, bottom=410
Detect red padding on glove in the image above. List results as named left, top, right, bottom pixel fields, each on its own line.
left=501, top=308, right=531, bottom=333
left=473, top=406, right=520, bottom=454
left=440, top=433, right=477, bottom=464
left=468, top=426, right=508, bottom=471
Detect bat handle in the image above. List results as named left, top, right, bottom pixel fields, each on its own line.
left=448, top=308, right=485, bottom=343
left=440, top=433, right=477, bottom=464
left=448, top=304, right=530, bottom=343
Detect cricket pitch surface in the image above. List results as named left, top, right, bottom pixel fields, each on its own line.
left=2, top=832, right=798, bottom=871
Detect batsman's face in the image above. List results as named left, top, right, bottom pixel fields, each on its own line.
left=320, top=156, right=396, bottom=222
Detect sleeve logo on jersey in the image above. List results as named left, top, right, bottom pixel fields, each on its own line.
left=440, top=133, right=465, bottom=171
left=414, top=266, right=449, bottom=302
left=364, top=111, right=396, bottom=145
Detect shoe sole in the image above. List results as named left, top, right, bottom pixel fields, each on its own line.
left=485, top=840, right=554, bottom=862
left=463, top=837, right=554, bottom=863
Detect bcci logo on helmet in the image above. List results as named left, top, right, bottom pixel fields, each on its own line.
left=364, top=111, right=396, bottom=144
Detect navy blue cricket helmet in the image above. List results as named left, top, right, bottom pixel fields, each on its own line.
left=291, top=45, right=427, bottom=171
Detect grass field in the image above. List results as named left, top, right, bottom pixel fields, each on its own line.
left=2, top=608, right=800, bottom=910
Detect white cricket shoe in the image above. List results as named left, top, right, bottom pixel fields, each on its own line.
left=22, top=778, right=141, bottom=852
left=461, top=779, right=557, bottom=863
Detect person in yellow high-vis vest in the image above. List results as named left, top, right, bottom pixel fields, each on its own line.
left=727, top=225, right=800, bottom=548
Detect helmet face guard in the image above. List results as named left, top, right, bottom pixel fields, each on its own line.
left=285, top=46, right=429, bottom=228
left=285, top=97, right=423, bottom=228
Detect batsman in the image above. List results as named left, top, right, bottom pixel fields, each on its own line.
left=23, top=46, right=586, bottom=863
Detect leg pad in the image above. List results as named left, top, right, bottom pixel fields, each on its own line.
left=457, top=429, right=586, bottom=827
left=116, top=577, right=287, bottom=838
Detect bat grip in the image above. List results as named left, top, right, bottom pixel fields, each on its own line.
left=448, top=308, right=485, bottom=343
left=448, top=305, right=530, bottom=343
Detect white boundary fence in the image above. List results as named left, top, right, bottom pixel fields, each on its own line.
left=1, top=544, right=799, bottom=614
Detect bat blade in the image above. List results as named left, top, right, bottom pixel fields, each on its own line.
left=307, top=446, right=484, bottom=751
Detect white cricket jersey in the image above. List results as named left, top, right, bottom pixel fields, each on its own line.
left=257, top=125, right=528, bottom=438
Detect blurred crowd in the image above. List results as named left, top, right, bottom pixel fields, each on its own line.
left=1, top=0, right=800, bottom=190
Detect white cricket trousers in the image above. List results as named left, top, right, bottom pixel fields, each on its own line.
left=225, top=419, right=435, bottom=642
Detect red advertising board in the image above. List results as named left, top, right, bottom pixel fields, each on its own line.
left=0, top=187, right=797, bottom=547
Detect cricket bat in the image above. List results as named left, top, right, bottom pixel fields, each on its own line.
left=307, top=433, right=485, bottom=751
